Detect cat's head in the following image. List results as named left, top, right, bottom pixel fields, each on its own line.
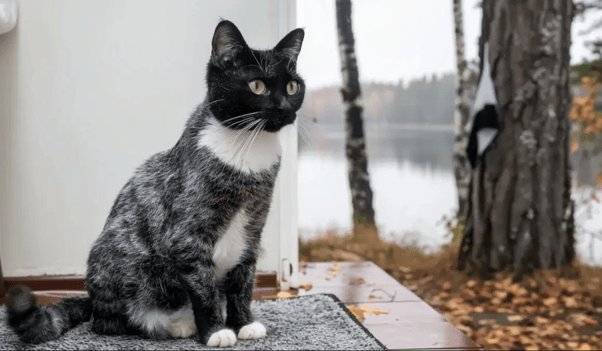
left=205, top=20, right=305, bottom=133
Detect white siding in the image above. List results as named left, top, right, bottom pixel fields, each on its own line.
left=0, top=0, right=297, bottom=278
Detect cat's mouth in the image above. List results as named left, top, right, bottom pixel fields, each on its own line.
left=262, top=110, right=296, bottom=133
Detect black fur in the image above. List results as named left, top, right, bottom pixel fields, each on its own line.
left=5, top=19, right=304, bottom=345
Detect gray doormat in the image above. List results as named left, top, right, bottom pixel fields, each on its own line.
left=1, top=293, right=386, bottom=350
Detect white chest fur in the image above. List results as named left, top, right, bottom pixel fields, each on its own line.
left=198, top=116, right=281, bottom=173
left=212, top=209, right=250, bottom=280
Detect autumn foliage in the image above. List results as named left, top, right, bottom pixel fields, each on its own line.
left=570, top=73, right=602, bottom=187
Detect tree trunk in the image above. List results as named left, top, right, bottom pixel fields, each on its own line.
left=452, top=0, right=471, bottom=218
left=458, top=0, right=575, bottom=276
left=335, top=0, right=378, bottom=241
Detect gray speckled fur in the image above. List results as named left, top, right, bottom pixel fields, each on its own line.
left=85, top=102, right=279, bottom=340
left=4, top=19, right=305, bottom=345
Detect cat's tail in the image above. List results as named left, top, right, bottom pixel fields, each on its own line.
left=5, top=285, right=92, bottom=344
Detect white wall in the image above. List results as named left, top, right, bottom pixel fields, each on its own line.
left=0, top=0, right=297, bottom=278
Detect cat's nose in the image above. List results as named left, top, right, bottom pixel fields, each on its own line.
left=276, top=97, right=290, bottom=110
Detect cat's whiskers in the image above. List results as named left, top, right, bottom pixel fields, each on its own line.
left=241, top=119, right=267, bottom=168
left=224, top=118, right=262, bottom=146
left=206, top=99, right=225, bottom=108
left=224, top=116, right=257, bottom=131
left=222, top=111, right=262, bottom=125
left=250, top=51, right=266, bottom=75
left=295, top=119, right=312, bottom=147
left=266, top=59, right=283, bottom=74
left=294, top=114, right=313, bottom=146
left=234, top=119, right=264, bottom=169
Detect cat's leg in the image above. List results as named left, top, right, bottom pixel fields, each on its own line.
left=177, top=253, right=236, bottom=347
left=90, top=295, right=140, bottom=336
left=224, top=263, right=266, bottom=340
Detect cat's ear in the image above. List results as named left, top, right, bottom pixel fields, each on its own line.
left=211, top=20, right=248, bottom=68
left=274, top=28, right=304, bottom=62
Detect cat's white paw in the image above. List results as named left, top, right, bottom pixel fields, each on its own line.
left=207, top=329, right=237, bottom=347
left=167, top=319, right=197, bottom=338
left=237, top=321, right=266, bottom=340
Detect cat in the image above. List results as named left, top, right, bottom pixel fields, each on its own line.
left=5, top=19, right=305, bottom=347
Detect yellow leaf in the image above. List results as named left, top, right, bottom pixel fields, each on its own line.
left=295, top=282, right=313, bottom=292
left=571, top=138, right=579, bottom=153
left=347, top=304, right=366, bottom=322
left=276, top=291, right=296, bottom=298
left=543, top=297, right=557, bottom=307
left=507, top=315, right=524, bottom=323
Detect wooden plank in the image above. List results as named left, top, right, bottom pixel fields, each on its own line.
left=299, top=262, right=481, bottom=350
left=2, top=271, right=278, bottom=292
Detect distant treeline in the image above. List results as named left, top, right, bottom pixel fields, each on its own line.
left=299, top=61, right=592, bottom=128
left=300, top=73, right=457, bottom=126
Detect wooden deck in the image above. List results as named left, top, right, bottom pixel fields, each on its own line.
left=294, top=261, right=481, bottom=350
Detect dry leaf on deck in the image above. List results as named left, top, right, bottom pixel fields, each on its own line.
left=347, top=304, right=390, bottom=323
left=347, top=304, right=366, bottom=322
left=326, top=263, right=342, bottom=280
left=295, top=282, right=313, bottom=292
left=276, top=291, right=297, bottom=298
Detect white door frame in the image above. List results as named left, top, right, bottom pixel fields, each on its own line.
left=276, top=0, right=299, bottom=290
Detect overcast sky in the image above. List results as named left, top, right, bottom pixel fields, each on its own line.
left=297, top=0, right=602, bottom=89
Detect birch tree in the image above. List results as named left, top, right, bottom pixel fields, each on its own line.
left=335, top=0, right=378, bottom=241
left=452, top=0, right=471, bottom=217
left=458, top=0, right=575, bottom=277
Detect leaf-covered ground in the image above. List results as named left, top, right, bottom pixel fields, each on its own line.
left=299, top=233, right=602, bottom=350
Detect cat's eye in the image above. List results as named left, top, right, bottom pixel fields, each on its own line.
left=287, top=80, right=299, bottom=95
left=248, top=80, right=266, bottom=95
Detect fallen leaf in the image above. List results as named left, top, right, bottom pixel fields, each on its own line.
left=543, top=297, right=558, bottom=307
left=508, top=315, right=524, bottom=323
left=347, top=304, right=366, bottom=322
left=347, top=304, right=389, bottom=322
left=360, top=305, right=390, bottom=316
left=563, top=296, right=578, bottom=308
left=356, top=277, right=365, bottom=284
left=295, top=282, right=313, bottom=292
left=466, top=280, right=477, bottom=288
left=325, top=263, right=342, bottom=280
left=495, top=291, right=508, bottom=300
left=369, top=295, right=380, bottom=302
left=399, top=266, right=412, bottom=273
left=276, top=291, right=296, bottom=298
left=442, top=281, right=452, bottom=291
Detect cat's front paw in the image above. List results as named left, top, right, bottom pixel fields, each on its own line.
left=237, top=321, right=266, bottom=340
left=207, top=329, right=237, bottom=347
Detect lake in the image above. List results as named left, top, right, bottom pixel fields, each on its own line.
left=297, top=122, right=602, bottom=265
